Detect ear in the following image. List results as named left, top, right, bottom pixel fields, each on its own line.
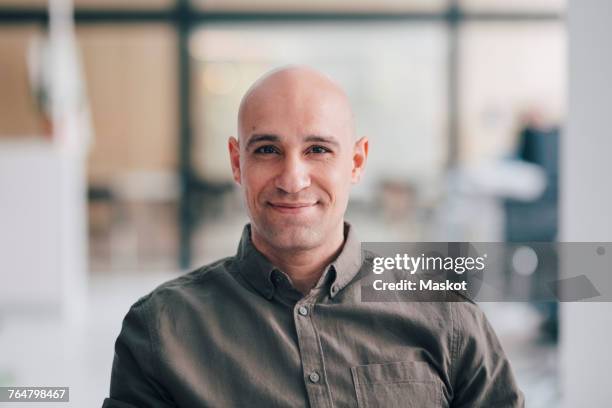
left=351, top=136, right=369, bottom=184
left=228, top=136, right=241, bottom=185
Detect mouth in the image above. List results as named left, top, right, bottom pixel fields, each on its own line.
left=267, top=201, right=318, bottom=214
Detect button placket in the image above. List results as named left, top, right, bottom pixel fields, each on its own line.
left=293, top=299, right=332, bottom=408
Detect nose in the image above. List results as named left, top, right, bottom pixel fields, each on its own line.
left=274, top=153, right=311, bottom=194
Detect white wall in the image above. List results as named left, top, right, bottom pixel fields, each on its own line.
left=561, top=1, right=612, bottom=406
left=0, top=141, right=63, bottom=310
left=0, top=140, right=87, bottom=322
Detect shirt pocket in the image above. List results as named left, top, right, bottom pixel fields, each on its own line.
left=350, top=361, right=444, bottom=408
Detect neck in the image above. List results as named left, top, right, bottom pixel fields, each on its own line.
left=251, top=223, right=345, bottom=294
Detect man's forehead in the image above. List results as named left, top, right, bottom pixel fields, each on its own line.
left=237, top=66, right=354, bottom=141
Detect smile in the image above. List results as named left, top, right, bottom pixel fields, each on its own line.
left=267, top=202, right=318, bottom=214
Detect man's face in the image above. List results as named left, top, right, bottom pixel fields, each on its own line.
left=229, top=69, right=368, bottom=252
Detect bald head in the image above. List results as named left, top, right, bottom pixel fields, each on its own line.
left=237, top=66, right=355, bottom=143
left=228, top=65, right=368, bottom=256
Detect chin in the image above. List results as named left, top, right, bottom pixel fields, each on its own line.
left=264, top=224, right=324, bottom=251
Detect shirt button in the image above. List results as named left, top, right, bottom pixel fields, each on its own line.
left=298, top=306, right=308, bottom=316
left=309, top=371, right=320, bottom=383
left=331, top=285, right=338, bottom=295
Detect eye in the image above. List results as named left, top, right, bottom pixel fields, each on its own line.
left=308, top=145, right=331, bottom=154
left=254, top=145, right=279, bottom=155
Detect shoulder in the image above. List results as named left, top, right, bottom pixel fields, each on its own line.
left=446, top=293, right=487, bottom=327
left=441, top=290, right=489, bottom=340
left=128, top=256, right=237, bottom=315
left=446, top=298, right=502, bottom=368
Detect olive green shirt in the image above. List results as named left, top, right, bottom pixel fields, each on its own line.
left=103, top=223, right=524, bottom=408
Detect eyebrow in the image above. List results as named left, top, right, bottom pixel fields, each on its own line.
left=245, top=134, right=280, bottom=150
left=304, top=135, right=341, bottom=148
left=245, top=133, right=341, bottom=150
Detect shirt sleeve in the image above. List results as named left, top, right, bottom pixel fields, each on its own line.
left=102, top=296, right=175, bottom=408
left=450, top=303, right=525, bottom=408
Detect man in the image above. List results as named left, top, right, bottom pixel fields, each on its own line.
left=103, top=66, right=524, bottom=407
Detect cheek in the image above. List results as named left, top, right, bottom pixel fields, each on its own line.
left=316, top=160, right=353, bottom=202
left=242, top=163, right=274, bottom=200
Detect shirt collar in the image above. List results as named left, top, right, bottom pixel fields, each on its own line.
left=235, top=222, right=362, bottom=300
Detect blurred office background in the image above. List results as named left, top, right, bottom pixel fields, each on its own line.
left=0, top=0, right=609, bottom=407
